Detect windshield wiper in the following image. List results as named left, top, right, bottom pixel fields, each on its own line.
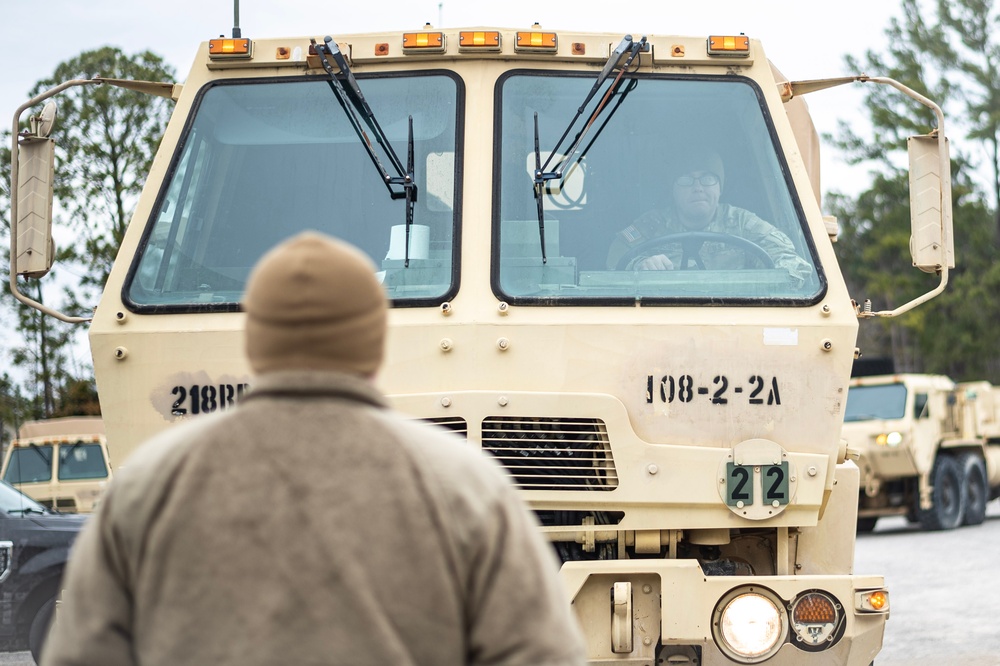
left=311, top=36, right=419, bottom=266
left=532, top=34, right=647, bottom=262
left=28, top=443, right=51, bottom=465
left=8, top=507, right=48, bottom=515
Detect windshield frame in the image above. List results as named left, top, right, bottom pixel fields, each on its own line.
left=491, top=69, right=827, bottom=307
left=122, top=70, right=466, bottom=314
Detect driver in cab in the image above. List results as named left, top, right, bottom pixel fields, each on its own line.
left=606, top=146, right=812, bottom=283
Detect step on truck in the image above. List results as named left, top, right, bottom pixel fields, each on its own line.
left=9, top=19, right=954, bottom=665
left=844, top=374, right=1000, bottom=532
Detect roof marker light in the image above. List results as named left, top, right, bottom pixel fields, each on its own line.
left=208, top=38, right=252, bottom=59
left=459, top=31, right=501, bottom=51
left=707, top=35, right=750, bottom=57
left=402, top=32, right=445, bottom=53
left=515, top=31, right=558, bottom=52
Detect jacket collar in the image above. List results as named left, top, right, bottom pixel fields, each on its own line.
left=242, top=370, right=388, bottom=409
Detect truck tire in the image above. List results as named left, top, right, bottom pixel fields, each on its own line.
left=856, top=517, right=878, bottom=533
left=28, top=596, right=55, bottom=663
left=918, top=454, right=966, bottom=531
left=959, top=453, right=988, bottom=526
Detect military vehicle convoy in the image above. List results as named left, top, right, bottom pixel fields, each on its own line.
left=844, top=374, right=1000, bottom=532
left=0, top=417, right=111, bottom=513
left=9, top=19, right=954, bottom=664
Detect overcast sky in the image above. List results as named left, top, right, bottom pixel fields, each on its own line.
left=2, top=0, right=905, bottom=199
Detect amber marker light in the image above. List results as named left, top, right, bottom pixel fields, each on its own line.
left=707, top=35, right=750, bottom=57
left=459, top=31, right=501, bottom=51
left=402, top=32, right=445, bottom=53
left=868, top=591, right=888, bottom=610
left=515, top=31, right=558, bottom=52
left=208, top=38, right=252, bottom=59
left=856, top=589, right=890, bottom=612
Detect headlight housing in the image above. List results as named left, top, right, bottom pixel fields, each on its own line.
left=712, top=586, right=787, bottom=662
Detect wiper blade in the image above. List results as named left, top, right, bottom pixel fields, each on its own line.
left=532, top=34, right=647, bottom=262
left=312, top=36, right=419, bottom=265
left=8, top=507, right=47, bottom=515
left=29, top=443, right=51, bottom=465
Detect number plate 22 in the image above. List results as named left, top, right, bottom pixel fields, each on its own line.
left=725, top=461, right=789, bottom=508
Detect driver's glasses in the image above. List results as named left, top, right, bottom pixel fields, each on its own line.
left=675, top=173, right=720, bottom=187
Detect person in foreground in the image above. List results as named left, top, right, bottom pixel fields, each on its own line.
left=43, top=232, right=587, bottom=666
left=606, top=145, right=812, bottom=283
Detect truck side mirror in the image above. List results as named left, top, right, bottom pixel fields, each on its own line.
left=14, top=101, right=58, bottom=279
left=908, top=133, right=954, bottom=274
left=15, top=136, right=57, bottom=278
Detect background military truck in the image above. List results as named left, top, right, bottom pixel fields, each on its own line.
left=0, top=417, right=110, bottom=514
left=844, top=374, right=1000, bottom=532
left=9, top=16, right=953, bottom=665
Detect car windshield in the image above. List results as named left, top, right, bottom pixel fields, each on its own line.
left=3, top=445, right=53, bottom=484
left=0, top=479, right=48, bottom=514
left=58, top=443, right=109, bottom=481
left=844, top=383, right=908, bottom=422
left=494, top=72, right=823, bottom=304
left=127, top=72, right=462, bottom=309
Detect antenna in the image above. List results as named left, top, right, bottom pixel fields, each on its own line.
left=232, top=0, right=241, bottom=38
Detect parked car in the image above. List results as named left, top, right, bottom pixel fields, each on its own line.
left=0, top=479, right=86, bottom=662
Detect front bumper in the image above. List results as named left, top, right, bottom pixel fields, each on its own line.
left=563, top=559, right=886, bottom=665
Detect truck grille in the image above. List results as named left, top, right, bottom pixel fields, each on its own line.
left=482, top=416, right=617, bottom=491
left=0, top=541, right=11, bottom=584
left=424, top=417, right=469, bottom=438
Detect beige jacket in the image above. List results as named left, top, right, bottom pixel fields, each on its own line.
left=43, top=371, right=586, bottom=666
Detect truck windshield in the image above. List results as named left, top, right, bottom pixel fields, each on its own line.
left=844, top=383, right=908, bottom=421
left=58, top=443, right=109, bottom=480
left=126, top=72, right=462, bottom=309
left=3, top=446, right=53, bottom=484
left=495, top=72, right=823, bottom=304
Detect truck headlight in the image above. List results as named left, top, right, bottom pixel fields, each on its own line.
left=712, top=587, right=787, bottom=662
left=875, top=431, right=903, bottom=447
left=790, top=591, right=844, bottom=651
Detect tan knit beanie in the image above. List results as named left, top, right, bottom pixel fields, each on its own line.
left=243, top=232, right=387, bottom=376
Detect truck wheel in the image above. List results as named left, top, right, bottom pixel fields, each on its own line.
left=959, top=453, right=988, bottom=526
left=28, top=597, right=55, bottom=663
left=918, top=455, right=966, bottom=531
left=857, top=517, right=878, bottom=533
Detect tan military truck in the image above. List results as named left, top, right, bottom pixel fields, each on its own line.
left=10, top=18, right=954, bottom=664
left=0, top=417, right=111, bottom=513
left=844, top=374, right=1000, bottom=532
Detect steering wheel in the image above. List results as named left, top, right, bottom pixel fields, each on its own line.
left=615, top=231, right=775, bottom=270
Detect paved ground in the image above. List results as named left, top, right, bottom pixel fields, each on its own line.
left=854, top=501, right=1000, bottom=665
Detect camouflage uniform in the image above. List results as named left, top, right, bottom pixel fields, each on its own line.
left=606, top=203, right=813, bottom=283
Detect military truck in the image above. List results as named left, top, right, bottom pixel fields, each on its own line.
left=844, top=374, right=1000, bottom=532
left=0, top=416, right=111, bottom=513
left=9, top=19, right=954, bottom=664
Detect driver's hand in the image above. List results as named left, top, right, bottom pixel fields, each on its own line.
left=636, top=254, right=674, bottom=271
